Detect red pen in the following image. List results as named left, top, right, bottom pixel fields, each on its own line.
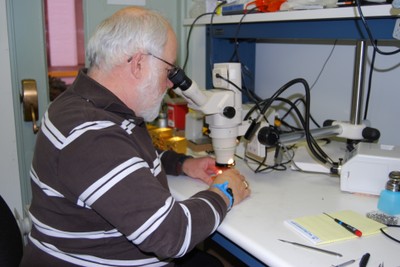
left=323, top=212, right=363, bottom=237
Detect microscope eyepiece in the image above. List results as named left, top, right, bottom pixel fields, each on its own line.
left=168, top=67, right=192, bottom=91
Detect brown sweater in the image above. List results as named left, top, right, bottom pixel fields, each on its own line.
left=21, top=69, right=227, bottom=267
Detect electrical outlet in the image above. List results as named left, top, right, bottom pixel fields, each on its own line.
left=212, top=65, right=229, bottom=88
left=393, top=18, right=400, bottom=40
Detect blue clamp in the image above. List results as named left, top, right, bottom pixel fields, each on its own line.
left=213, top=181, right=234, bottom=210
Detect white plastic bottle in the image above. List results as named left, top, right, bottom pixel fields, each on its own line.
left=185, top=109, right=204, bottom=141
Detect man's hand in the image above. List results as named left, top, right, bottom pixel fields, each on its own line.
left=211, top=168, right=251, bottom=208
left=181, top=156, right=219, bottom=185
left=181, top=157, right=251, bottom=209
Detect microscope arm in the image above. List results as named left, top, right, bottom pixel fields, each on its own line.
left=257, top=121, right=380, bottom=147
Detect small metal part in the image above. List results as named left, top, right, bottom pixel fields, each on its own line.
left=331, top=259, right=356, bottom=267
left=386, top=171, right=400, bottom=192
left=366, top=211, right=399, bottom=225
left=278, top=239, right=342, bottom=257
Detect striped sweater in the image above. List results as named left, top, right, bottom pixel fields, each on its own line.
left=21, top=69, right=227, bottom=267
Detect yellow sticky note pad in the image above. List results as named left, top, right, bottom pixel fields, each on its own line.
left=285, top=210, right=386, bottom=245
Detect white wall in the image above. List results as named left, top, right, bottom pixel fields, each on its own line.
left=0, top=0, right=23, bottom=214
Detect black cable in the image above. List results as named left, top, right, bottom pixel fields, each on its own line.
left=279, top=119, right=303, bottom=132
left=214, top=40, right=336, bottom=166
left=277, top=40, right=336, bottom=128
left=380, top=225, right=400, bottom=243
left=215, top=73, right=243, bottom=92
left=228, top=7, right=259, bottom=108
left=246, top=83, right=333, bottom=165
left=241, top=64, right=262, bottom=101
left=280, top=97, right=321, bottom=128
left=260, top=97, right=306, bottom=128
left=213, top=73, right=328, bottom=163
left=273, top=97, right=334, bottom=165
left=230, top=7, right=258, bottom=63
left=243, top=96, right=308, bottom=149
left=215, top=73, right=265, bottom=117
left=243, top=92, right=308, bottom=131
left=355, top=0, right=400, bottom=56
left=243, top=39, right=335, bottom=130
left=253, top=145, right=295, bottom=173
left=257, top=78, right=335, bottom=166
left=309, top=39, right=338, bottom=90
left=208, top=1, right=228, bottom=73
left=254, top=147, right=269, bottom=173
left=363, top=40, right=377, bottom=120
left=182, top=12, right=215, bottom=71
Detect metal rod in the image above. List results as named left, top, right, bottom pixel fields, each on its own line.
left=350, top=40, right=367, bottom=125
left=278, top=239, right=343, bottom=257
left=278, top=125, right=342, bottom=145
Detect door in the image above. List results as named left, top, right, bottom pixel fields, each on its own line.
left=5, top=0, right=49, bottom=213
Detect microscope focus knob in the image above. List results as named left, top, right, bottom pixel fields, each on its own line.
left=223, top=106, right=236, bottom=119
left=258, top=126, right=280, bottom=147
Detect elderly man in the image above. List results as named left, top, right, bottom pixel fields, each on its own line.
left=21, top=6, right=250, bottom=267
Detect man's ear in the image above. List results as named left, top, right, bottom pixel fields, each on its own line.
left=129, top=53, right=145, bottom=79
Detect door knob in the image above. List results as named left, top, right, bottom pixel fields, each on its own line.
left=21, top=79, right=39, bottom=134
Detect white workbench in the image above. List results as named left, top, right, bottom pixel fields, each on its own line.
left=167, top=148, right=400, bottom=266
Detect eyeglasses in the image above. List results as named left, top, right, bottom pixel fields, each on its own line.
left=147, top=53, right=178, bottom=77
left=127, top=53, right=178, bottom=77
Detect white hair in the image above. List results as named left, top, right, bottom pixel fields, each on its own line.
left=86, top=7, right=170, bottom=71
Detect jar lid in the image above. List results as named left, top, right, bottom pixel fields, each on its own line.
left=386, top=171, right=400, bottom=192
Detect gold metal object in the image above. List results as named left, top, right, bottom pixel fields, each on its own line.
left=166, top=136, right=187, bottom=154
left=21, top=79, right=39, bottom=134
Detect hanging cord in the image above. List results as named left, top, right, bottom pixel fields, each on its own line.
left=280, top=97, right=322, bottom=129
left=230, top=6, right=258, bottom=62
left=363, top=40, right=378, bottom=120
left=229, top=77, right=333, bottom=171
left=355, top=0, right=400, bottom=55
left=309, top=39, right=338, bottom=90
left=215, top=73, right=266, bottom=119
left=273, top=96, right=334, bottom=165
left=256, top=78, right=336, bottom=167
left=277, top=40, right=337, bottom=128
left=227, top=6, right=259, bottom=106
left=182, top=11, right=215, bottom=71
left=208, top=1, right=228, bottom=73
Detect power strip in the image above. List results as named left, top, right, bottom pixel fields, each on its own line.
left=393, top=18, right=400, bottom=40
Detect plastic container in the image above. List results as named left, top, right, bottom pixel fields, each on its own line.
left=377, top=171, right=400, bottom=215
left=185, top=109, right=204, bottom=141
left=157, top=112, right=167, bottom=128
left=166, top=98, right=188, bottom=130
